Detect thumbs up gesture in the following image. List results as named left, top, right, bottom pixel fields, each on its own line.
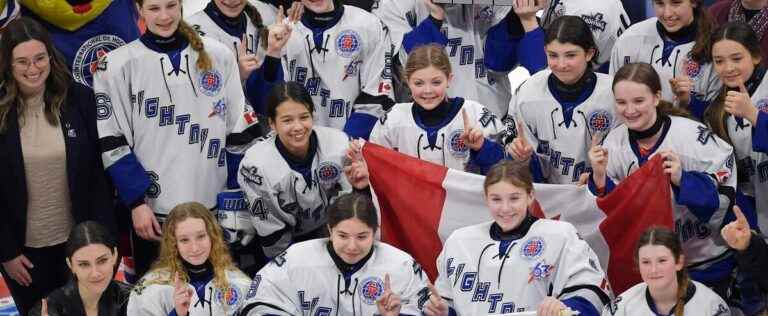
left=725, top=82, right=759, bottom=125
left=376, top=274, right=402, bottom=316
left=721, top=205, right=753, bottom=251
left=173, top=272, right=193, bottom=316
left=460, top=108, right=485, bottom=151
left=506, top=122, right=533, bottom=162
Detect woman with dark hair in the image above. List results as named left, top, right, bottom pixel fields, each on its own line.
left=605, top=227, right=729, bottom=315
left=0, top=17, right=113, bottom=315
left=127, top=202, right=252, bottom=315
left=610, top=0, right=721, bottom=109
left=506, top=15, right=618, bottom=184
left=29, top=221, right=130, bottom=316
left=241, top=192, right=429, bottom=315
left=237, top=82, right=357, bottom=259
left=588, top=62, right=737, bottom=299
left=424, top=161, right=610, bottom=316
left=709, top=0, right=768, bottom=60
left=93, top=0, right=261, bottom=278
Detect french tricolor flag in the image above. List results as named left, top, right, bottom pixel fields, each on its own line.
left=363, top=142, right=674, bottom=294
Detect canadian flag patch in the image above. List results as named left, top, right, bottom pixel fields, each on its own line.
left=244, top=111, right=258, bottom=125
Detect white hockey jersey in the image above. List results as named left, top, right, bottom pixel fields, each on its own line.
left=435, top=219, right=610, bottom=315
left=542, top=0, right=630, bottom=67
left=509, top=70, right=618, bottom=184
left=94, top=37, right=252, bottom=217
left=237, top=126, right=352, bottom=257
left=609, top=17, right=721, bottom=103
left=603, top=280, right=730, bottom=316
left=242, top=238, right=430, bottom=315
left=128, top=268, right=252, bottom=316
left=369, top=98, right=503, bottom=171
left=602, top=116, right=736, bottom=269
left=282, top=5, right=392, bottom=131
left=725, top=76, right=768, bottom=235
left=187, top=0, right=277, bottom=66
left=373, top=0, right=514, bottom=116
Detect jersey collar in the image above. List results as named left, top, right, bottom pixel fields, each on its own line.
left=645, top=281, right=696, bottom=315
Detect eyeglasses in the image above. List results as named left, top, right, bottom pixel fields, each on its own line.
left=12, top=53, right=50, bottom=71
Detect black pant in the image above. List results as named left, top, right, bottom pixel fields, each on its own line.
left=130, top=229, right=159, bottom=281
left=0, top=243, right=69, bottom=316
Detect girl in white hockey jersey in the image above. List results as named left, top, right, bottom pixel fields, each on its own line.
left=280, top=0, right=395, bottom=139
left=237, top=82, right=356, bottom=258
left=603, top=227, right=730, bottom=316
left=506, top=16, right=618, bottom=184
left=241, top=192, right=430, bottom=315
left=373, top=0, right=546, bottom=115
left=128, top=202, right=252, bottom=315
left=368, top=44, right=504, bottom=173
left=94, top=0, right=260, bottom=277
left=588, top=63, right=737, bottom=300
left=424, top=160, right=611, bottom=316
left=610, top=0, right=721, bottom=114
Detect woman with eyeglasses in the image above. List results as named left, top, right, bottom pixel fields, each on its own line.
left=0, top=17, right=114, bottom=315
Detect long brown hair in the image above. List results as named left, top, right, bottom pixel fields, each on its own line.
left=704, top=22, right=762, bottom=145
left=0, top=17, right=71, bottom=133
left=149, top=202, right=237, bottom=294
left=636, top=227, right=688, bottom=316
left=686, top=0, right=716, bottom=64
left=612, top=63, right=693, bottom=119
left=136, top=0, right=212, bottom=71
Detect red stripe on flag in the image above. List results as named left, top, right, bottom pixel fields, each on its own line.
left=597, top=155, right=674, bottom=294
left=363, top=143, right=448, bottom=279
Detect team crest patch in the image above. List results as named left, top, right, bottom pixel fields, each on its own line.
left=335, top=30, right=362, bottom=58
left=215, top=286, right=241, bottom=306
left=209, top=99, right=227, bottom=118
left=685, top=58, right=701, bottom=78
left=73, top=34, right=126, bottom=87
left=528, top=261, right=555, bottom=283
left=757, top=99, right=768, bottom=114
left=317, top=161, right=342, bottom=185
left=588, top=110, right=612, bottom=133
left=521, top=237, right=545, bottom=259
left=358, top=277, right=384, bottom=305
left=448, top=129, right=469, bottom=158
left=199, top=69, right=223, bottom=96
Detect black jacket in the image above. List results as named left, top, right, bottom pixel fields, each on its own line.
left=0, top=82, right=114, bottom=262
left=736, top=233, right=768, bottom=291
left=29, top=280, right=131, bottom=316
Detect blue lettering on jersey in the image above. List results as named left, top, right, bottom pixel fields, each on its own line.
left=460, top=272, right=476, bottom=292
left=175, top=114, right=190, bottom=135
left=145, top=97, right=159, bottom=118
left=306, top=77, right=320, bottom=95
left=759, top=161, right=768, bottom=183
left=460, top=45, right=474, bottom=66
left=536, top=140, right=582, bottom=180
left=471, top=282, right=490, bottom=302
left=200, top=128, right=209, bottom=152
left=487, top=293, right=503, bottom=313
left=452, top=266, right=522, bottom=313
left=159, top=105, right=175, bottom=126
left=319, top=89, right=331, bottom=109
left=95, top=93, right=112, bottom=120
left=573, top=161, right=593, bottom=182
left=315, top=308, right=332, bottom=316
left=299, top=291, right=320, bottom=311
left=296, top=66, right=308, bottom=85
left=475, top=59, right=487, bottom=79
left=218, top=147, right=226, bottom=167
left=446, top=38, right=462, bottom=57
left=329, top=99, right=345, bottom=118
left=189, top=124, right=200, bottom=144
left=207, top=139, right=221, bottom=159
left=146, top=171, right=161, bottom=198
left=676, top=217, right=710, bottom=242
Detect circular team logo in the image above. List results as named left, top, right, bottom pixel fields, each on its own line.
left=358, top=277, right=384, bottom=305
left=72, top=34, right=126, bottom=87
left=757, top=98, right=768, bottom=114
left=215, top=286, right=241, bottom=306
left=199, top=69, right=223, bottom=97
left=448, top=129, right=469, bottom=158
left=521, top=237, right=545, bottom=259
left=335, top=30, right=362, bottom=58
left=588, top=110, right=613, bottom=133
left=317, top=161, right=342, bottom=185
left=685, top=58, right=701, bottom=79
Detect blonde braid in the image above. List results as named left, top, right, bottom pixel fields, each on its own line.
left=177, top=20, right=212, bottom=71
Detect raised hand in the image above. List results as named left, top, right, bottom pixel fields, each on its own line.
left=538, top=297, right=568, bottom=316
left=725, top=82, right=759, bottom=125
left=506, top=122, right=534, bottom=162
left=237, top=33, right=260, bottom=81
left=40, top=298, right=48, bottom=316
left=460, top=108, right=484, bottom=151
left=669, top=74, right=693, bottom=105
left=721, top=205, right=752, bottom=251
left=658, top=149, right=682, bottom=186
left=266, top=5, right=297, bottom=57
left=423, top=282, right=449, bottom=316
left=588, top=133, right=608, bottom=189
left=513, top=0, right=544, bottom=31
left=173, top=272, right=193, bottom=316
left=132, top=203, right=162, bottom=241
left=376, top=274, right=402, bottom=316
left=424, top=0, right=445, bottom=21
left=344, top=139, right=370, bottom=189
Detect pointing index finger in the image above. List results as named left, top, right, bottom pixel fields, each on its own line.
left=461, top=108, right=470, bottom=132
left=591, top=132, right=602, bottom=148
left=237, top=34, right=247, bottom=56
left=384, top=274, right=391, bottom=291
left=733, top=205, right=748, bottom=226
